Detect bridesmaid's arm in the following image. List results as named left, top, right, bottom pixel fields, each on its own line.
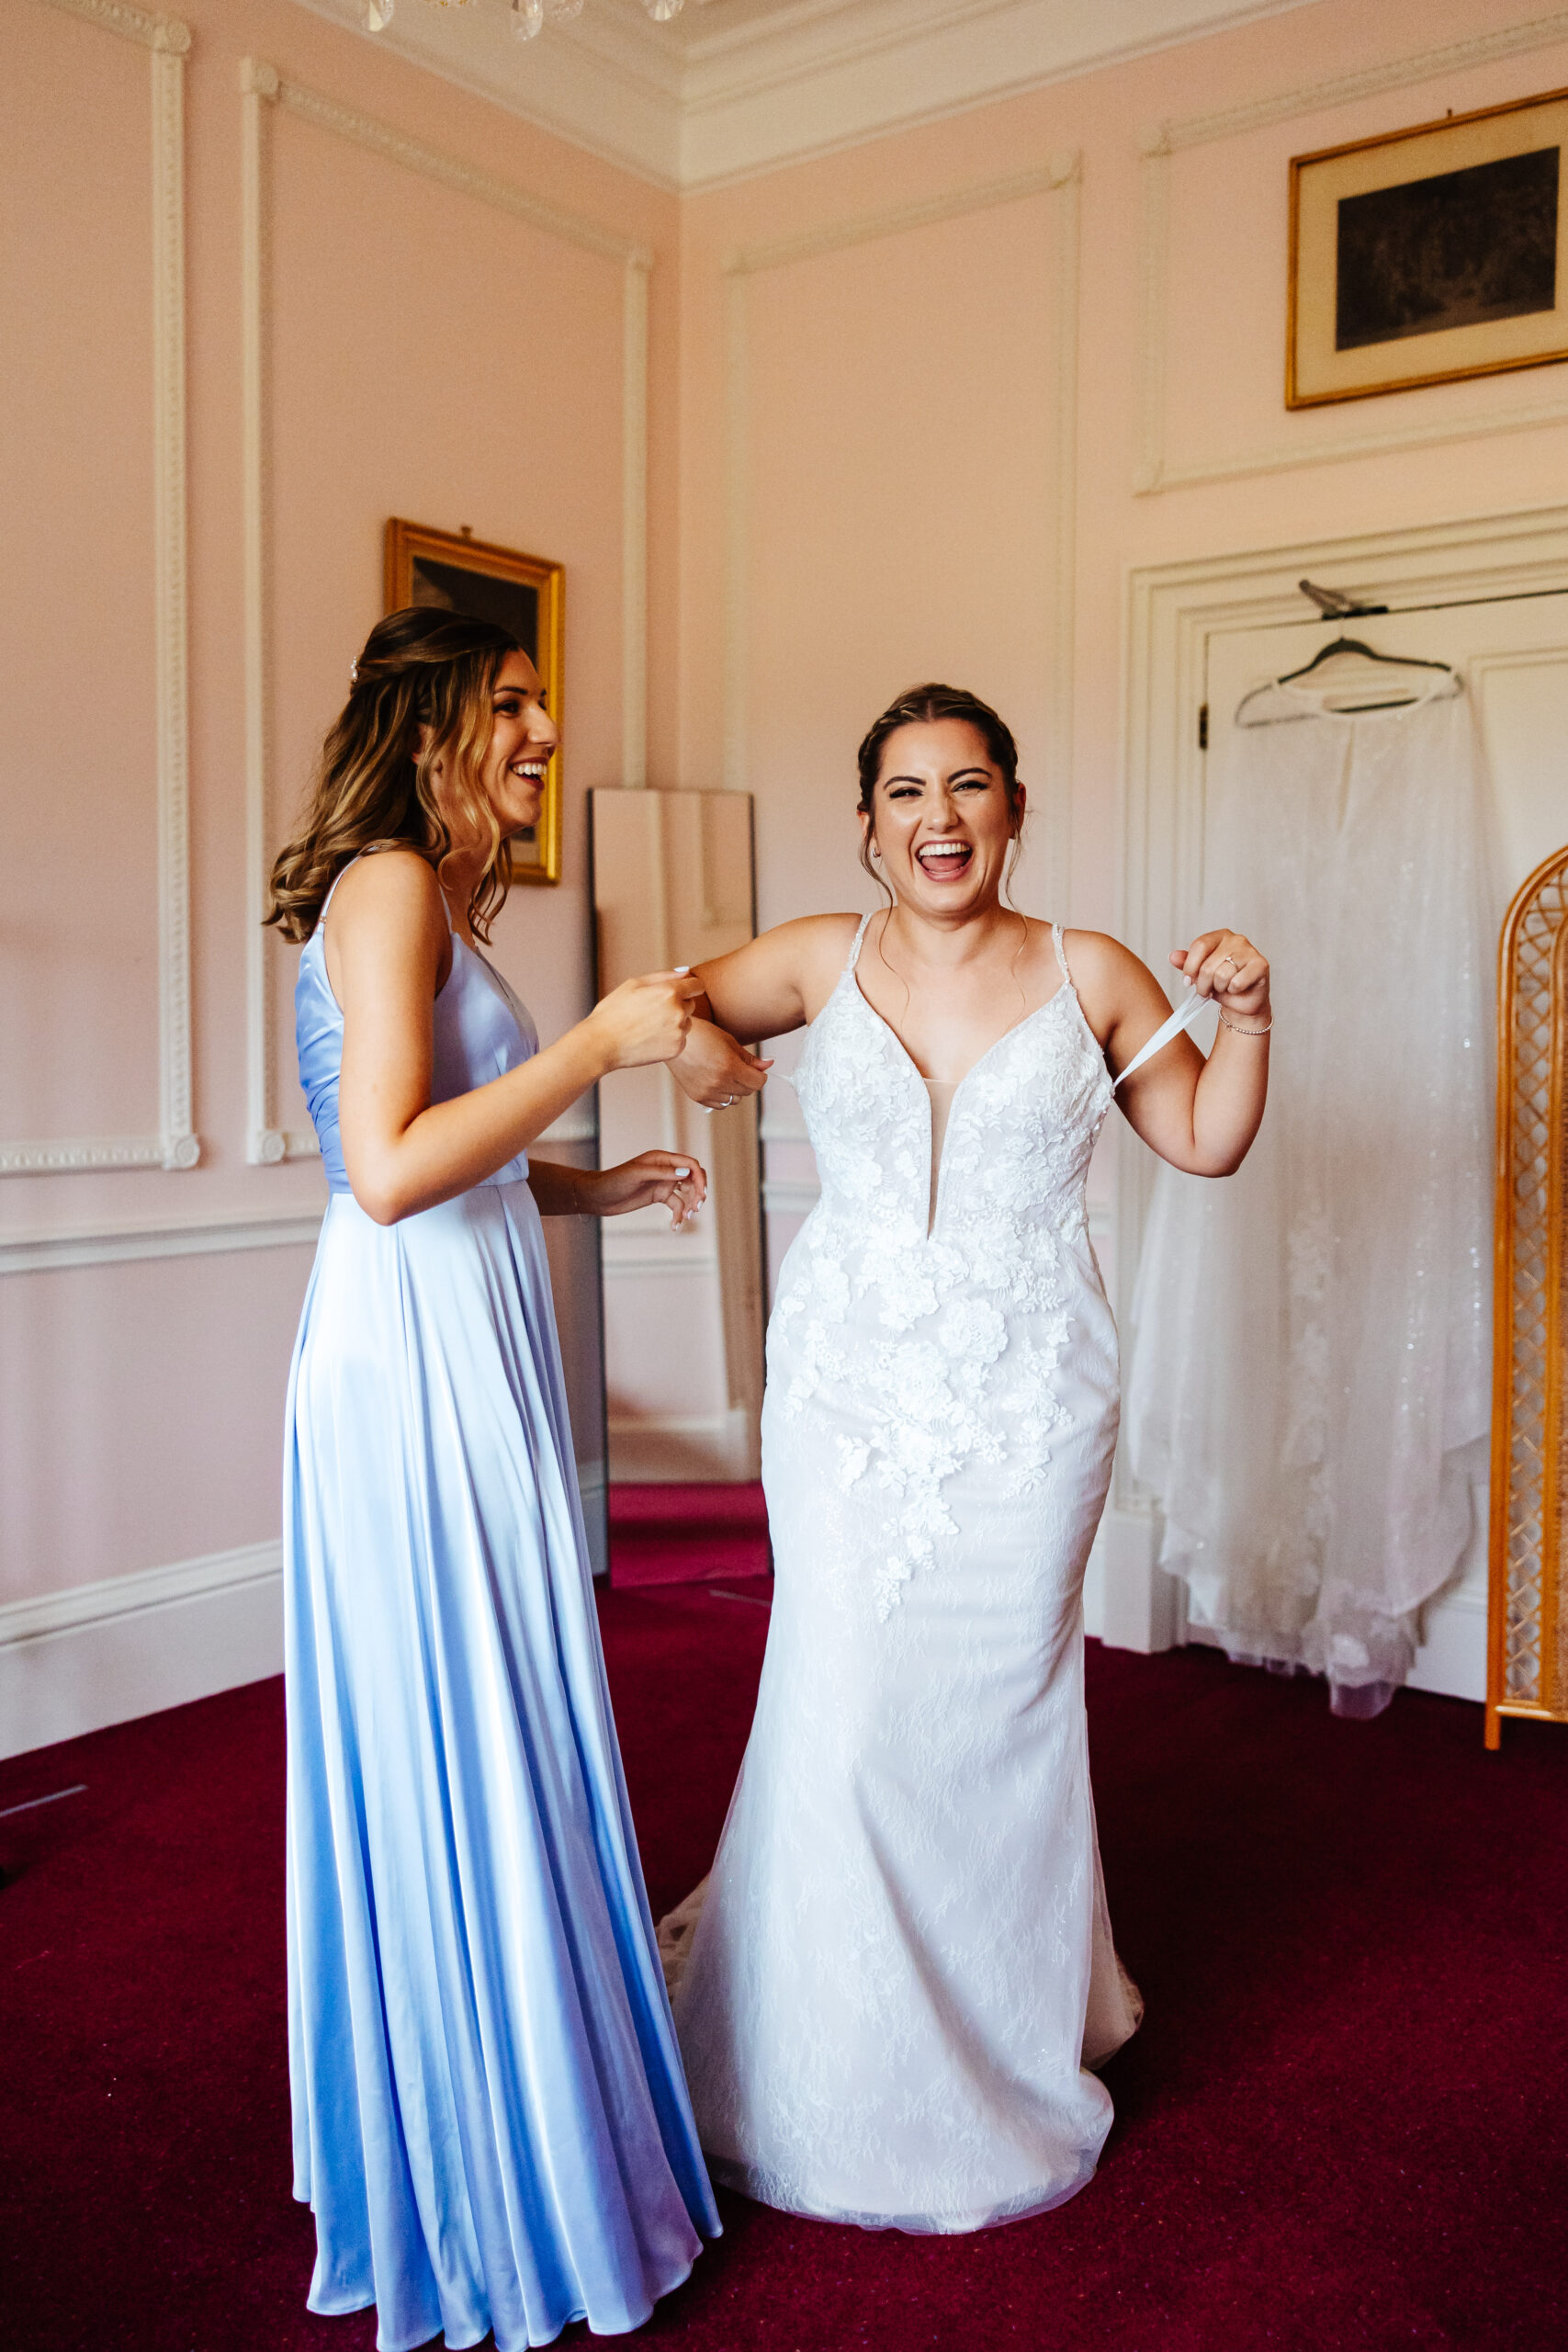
left=329, top=853, right=700, bottom=1225
left=668, top=914, right=864, bottom=1107
left=529, top=1155, right=706, bottom=1228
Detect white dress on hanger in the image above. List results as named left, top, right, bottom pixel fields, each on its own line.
left=1126, top=680, right=1494, bottom=1710
left=669, top=918, right=1142, bottom=2233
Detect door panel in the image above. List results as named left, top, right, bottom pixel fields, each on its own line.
left=1194, top=594, right=1568, bottom=1700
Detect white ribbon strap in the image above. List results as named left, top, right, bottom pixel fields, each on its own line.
left=1111, top=986, right=1208, bottom=1092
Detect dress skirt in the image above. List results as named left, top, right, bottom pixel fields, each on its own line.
left=285, top=1178, right=716, bottom=2352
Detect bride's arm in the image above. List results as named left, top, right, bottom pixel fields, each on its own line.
left=1067, top=927, right=1270, bottom=1177
left=669, top=915, right=863, bottom=1108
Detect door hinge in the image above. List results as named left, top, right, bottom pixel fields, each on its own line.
left=1198, top=702, right=1209, bottom=751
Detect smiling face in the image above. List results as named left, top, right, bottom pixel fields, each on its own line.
left=863, top=718, right=1024, bottom=918
left=479, top=649, right=558, bottom=838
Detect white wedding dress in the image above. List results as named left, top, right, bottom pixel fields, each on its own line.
left=669, top=917, right=1142, bottom=2233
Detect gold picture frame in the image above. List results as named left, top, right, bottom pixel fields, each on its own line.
left=1289, top=87, right=1568, bottom=408
left=385, top=518, right=564, bottom=885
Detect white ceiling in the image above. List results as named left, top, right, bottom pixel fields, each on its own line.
left=288, top=0, right=1325, bottom=190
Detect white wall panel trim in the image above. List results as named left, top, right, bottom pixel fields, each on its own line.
left=0, top=1211, right=322, bottom=1278
left=21, top=1, right=197, bottom=1181
left=240, top=59, right=654, bottom=1156
left=722, top=156, right=1082, bottom=898
left=38, top=0, right=187, bottom=52
left=1135, top=10, right=1568, bottom=494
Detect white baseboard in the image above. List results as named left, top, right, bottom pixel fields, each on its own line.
left=1087, top=1507, right=1183, bottom=1654
left=608, top=1407, right=759, bottom=1482
left=1092, top=1499, right=1488, bottom=1702
left=0, top=1541, right=284, bottom=1762
left=1407, top=1578, right=1487, bottom=1703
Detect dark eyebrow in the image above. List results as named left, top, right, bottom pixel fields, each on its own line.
left=880, top=765, right=991, bottom=786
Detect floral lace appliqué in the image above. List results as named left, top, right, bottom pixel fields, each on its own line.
left=773, top=958, right=1111, bottom=1620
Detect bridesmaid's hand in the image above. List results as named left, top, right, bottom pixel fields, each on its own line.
left=587, top=972, right=706, bottom=1072
left=588, top=1151, right=707, bottom=1229
left=1169, top=930, right=1270, bottom=1023
left=671, top=1018, right=772, bottom=1112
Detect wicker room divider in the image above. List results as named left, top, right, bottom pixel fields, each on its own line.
left=1487, top=841, right=1568, bottom=1749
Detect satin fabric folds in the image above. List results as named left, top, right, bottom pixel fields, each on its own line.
left=285, top=901, right=716, bottom=2352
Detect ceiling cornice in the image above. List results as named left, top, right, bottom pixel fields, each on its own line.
left=288, top=0, right=1328, bottom=192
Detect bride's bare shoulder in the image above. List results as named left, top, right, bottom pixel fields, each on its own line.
left=1060, top=928, right=1171, bottom=1037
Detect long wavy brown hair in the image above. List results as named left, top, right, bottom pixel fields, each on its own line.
left=265, top=606, right=527, bottom=944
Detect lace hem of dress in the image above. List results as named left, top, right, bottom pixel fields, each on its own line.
left=701, top=2150, right=1102, bottom=2235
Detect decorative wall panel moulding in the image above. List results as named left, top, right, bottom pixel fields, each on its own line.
left=241, top=60, right=652, bottom=1159
left=20, top=0, right=198, bottom=1182
left=1135, top=9, right=1568, bottom=494
left=0, top=1210, right=322, bottom=1279
left=723, top=157, right=1079, bottom=902
left=39, top=0, right=188, bottom=51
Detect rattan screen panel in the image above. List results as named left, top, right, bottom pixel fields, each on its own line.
left=1487, top=843, right=1568, bottom=1748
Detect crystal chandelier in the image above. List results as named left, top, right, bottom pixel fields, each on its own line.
left=360, top=0, right=684, bottom=36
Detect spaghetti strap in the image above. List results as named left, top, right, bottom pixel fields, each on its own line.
left=845, top=913, right=874, bottom=975
left=1111, top=985, right=1208, bottom=1091
left=1051, top=922, right=1071, bottom=989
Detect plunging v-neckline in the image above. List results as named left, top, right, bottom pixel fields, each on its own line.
left=847, top=971, right=1075, bottom=1235
left=849, top=969, right=1072, bottom=1096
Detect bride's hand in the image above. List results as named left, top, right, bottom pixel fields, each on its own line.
left=1170, top=930, right=1269, bottom=1023
left=588, top=1151, right=707, bottom=1229
left=671, top=1018, right=773, bottom=1111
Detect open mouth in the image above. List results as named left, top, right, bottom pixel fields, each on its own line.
left=510, top=760, right=548, bottom=785
left=915, top=840, right=973, bottom=880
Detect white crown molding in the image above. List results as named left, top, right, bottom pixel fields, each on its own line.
left=241, top=59, right=651, bottom=1159
left=284, top=0, right=1319, bottom=194
left=21, top=1, right=197, bottom=1180
left=1135, top=8, right=1568, bottom=495
left=723, top=158, right=1080, bottom=902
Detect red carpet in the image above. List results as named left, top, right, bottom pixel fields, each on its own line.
left=3, top=1583, right=1566, bottom=2352
left=609, top=1483, right=770, bottom=1588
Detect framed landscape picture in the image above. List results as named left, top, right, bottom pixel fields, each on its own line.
left=1289, top=87, right=1568, bottom=407
left=385, top=518, right=564, bottom=884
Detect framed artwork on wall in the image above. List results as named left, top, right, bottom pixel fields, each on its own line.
left=1289, top=87, right=1568, bottom=408
left=385, top=518, right=565, bottom=884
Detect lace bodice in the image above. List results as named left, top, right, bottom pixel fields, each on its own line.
left=774, top=918, right=1114, bottom=1620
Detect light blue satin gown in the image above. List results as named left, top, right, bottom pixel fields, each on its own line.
left=283, top=867, right=717, bottom=2351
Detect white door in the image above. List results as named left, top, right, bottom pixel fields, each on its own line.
left=1198, top=594, right=1568, bottom=1700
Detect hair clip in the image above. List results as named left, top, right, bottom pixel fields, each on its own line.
left=349, top=658, right=360, bottom=685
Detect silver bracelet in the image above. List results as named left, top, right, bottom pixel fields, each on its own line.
left=1217, top=1008, right=1271, bottom=1036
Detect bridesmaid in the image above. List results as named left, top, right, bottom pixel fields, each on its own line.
left=267, top=607, right=719, bottom=2348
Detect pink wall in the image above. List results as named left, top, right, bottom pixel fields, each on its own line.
left=671, top=0, right=1568, bottom=1254
left=8, top=0, right=1568, bottom=1623
left=2, top=0, right=677, bottom=1609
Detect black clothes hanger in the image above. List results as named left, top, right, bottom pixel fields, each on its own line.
left=1275, top=634, right=1454, bottom=686
left=1235, top=634, right=1458, bottom=725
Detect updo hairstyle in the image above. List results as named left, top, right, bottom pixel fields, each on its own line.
left=266, top=606, right=526, bottom=944
left=854, top=683, right=1023, bottom=897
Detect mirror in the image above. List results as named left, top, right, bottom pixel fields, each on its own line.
left=590, top=791, right=765, bottom=1483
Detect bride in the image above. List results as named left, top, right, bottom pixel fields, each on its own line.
left=663, top=683, right=1270, bottom=2233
